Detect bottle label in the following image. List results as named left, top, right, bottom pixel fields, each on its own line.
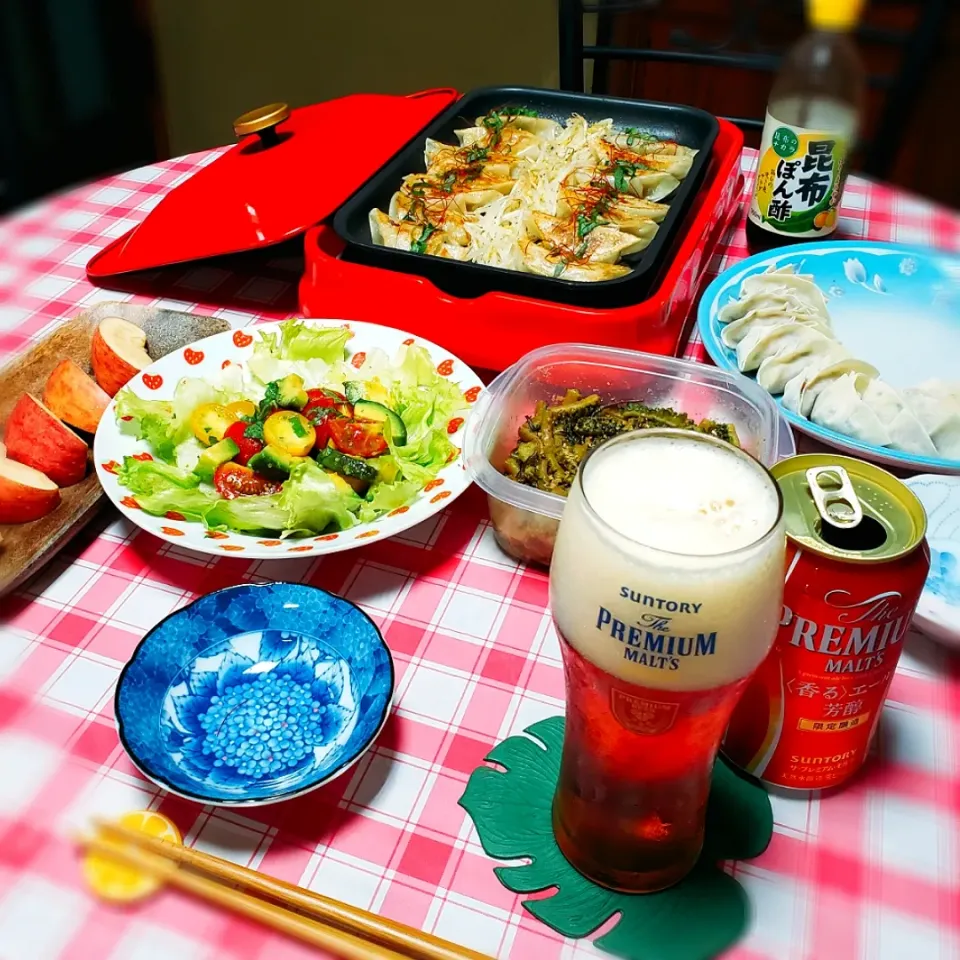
left=748, top=112, right=850, bottom=238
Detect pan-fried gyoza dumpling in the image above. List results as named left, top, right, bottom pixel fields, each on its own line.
left=559, top=170, right=670, bottom=215
left=594, top=138, right=695, bottom=179
left=605, top=216, right=658, bottom=248
left=424, top=138, right=456, bottom=169
left=503, top=115, right=562, bottom=138
left=606, top=132, right=675, bottom=153
left=423, top=139, right=512, bottom=178
left=634, top=151, right=694, bottom=179
left=455, top=124, right=543, bottom=163
left=438, top=243, right=470, bottom=261
left=399, top=172, right=511, bottom=211
left=809, top=372, right=892, bottom=447
left=388, top=192, right=470, bottom=247
left=556, top=188, right=670, bottom=234
left=521, top=241, right=631, bottom=282
left=455, top=125, right=489, bottom=147
left=470, top=113, right=561, bottom=139
left=615, top=170, right=681, bottom=202
left=369, top=209, right=446, bottom=255
left=605, top=194, right=670, bottom=228
left=526, top=212, right=650, bottom=263
left=782, top=358, right=879, bottom=417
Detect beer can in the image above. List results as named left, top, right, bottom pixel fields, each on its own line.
left=723, top=454, right=929, bottom=790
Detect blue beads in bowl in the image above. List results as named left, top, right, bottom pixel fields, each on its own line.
left=115, top=583, right=394, bottom=805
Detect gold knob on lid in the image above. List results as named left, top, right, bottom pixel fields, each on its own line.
left=233, top=103, right=290, bottom=145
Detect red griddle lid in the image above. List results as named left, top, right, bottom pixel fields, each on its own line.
left=87, top=89, right=459, bottom=279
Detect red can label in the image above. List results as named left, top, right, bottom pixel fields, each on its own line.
left=724, top=541, right=929, bottom=789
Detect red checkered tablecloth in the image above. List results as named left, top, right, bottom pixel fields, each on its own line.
left=0, top=148, right=959, bottom=960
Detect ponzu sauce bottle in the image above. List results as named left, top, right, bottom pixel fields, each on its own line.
left=746, top=0, right=866, bottom=251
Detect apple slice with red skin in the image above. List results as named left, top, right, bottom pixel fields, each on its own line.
left=5, top=394, right=88, bottom=487
left=0, top=458, right=61, bottom=523
left=90, top=316, right=152, bottom=397
left=42, top=358, right=111, bottom=434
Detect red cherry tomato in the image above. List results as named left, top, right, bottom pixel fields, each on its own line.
left=328, top=419, right=388, bottom=458
left=303, top=389, right=354, bottom=423
left=307, top=409, right=339, bottom=451
left=223, top=420, right=265, bottom=466
left=301, top=389, right=337, bottom=417
left=213, top=463, right=282, bottom=499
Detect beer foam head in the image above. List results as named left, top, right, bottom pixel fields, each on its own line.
left=551, top=431, right=785, bottom=692
left=581, top=434, right=781, bottom=556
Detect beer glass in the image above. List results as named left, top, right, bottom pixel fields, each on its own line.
left=550, top=429, right=785, bottom=892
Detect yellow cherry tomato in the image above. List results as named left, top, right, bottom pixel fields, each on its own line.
left=190, top=403, right=237, bottom=446
left=263, top=410, right=316, bottom=457
left=225, top=399, right=257, bottom=419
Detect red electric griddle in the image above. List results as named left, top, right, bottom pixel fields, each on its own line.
left=87, top=88, right=743, bottom=371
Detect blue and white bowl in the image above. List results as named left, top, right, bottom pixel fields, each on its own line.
left=115, top=583, right=394, bottom=805
left=904, top=475, right=960, bottom=650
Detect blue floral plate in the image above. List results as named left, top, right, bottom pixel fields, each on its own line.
left=904, top=475, right=960, bottom=650
left=115, top=583, right=394, bottom=805
left=698, top=241, right=960, bottom=475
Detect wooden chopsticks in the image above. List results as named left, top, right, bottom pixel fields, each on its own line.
left=81, top=820, right=492, bottom=960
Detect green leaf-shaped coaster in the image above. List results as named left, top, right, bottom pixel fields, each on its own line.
left=458, top=716, right=772, bottom=960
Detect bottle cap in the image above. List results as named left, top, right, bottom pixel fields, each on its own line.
left=806, top=0, right=866, bottom=31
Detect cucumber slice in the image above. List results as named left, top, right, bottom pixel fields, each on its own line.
left=315, top=447, right=379, bottom=483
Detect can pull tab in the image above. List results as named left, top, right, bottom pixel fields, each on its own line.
left=806, top=466, right=863, bottom=529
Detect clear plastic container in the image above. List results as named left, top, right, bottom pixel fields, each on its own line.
left=464, top=343, right=796, bottom=566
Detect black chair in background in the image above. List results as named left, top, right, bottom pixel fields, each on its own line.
left=558, top=0, right=949, bottom=180
left=0, top=0, right=162, bottom=214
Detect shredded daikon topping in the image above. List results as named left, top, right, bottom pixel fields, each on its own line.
left=464, top=115, right=616, bottom=268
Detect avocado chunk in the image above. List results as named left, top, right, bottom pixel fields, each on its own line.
left=276, top=373, right=308, bottom=410
left=369, top=455, right=400, bottom=484
left=353, top=399, right=407, bottom=445
left=315, top=446, right=379, bottom=483
left=324, top=469, right=368, bottom=496
left=248, top=444, right=305, bottom=480
left=194, top=438, right=240, bottom=483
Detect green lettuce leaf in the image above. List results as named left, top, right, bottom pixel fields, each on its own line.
left=376, top=343, right=467, bottom=486
left=357, top=479, right=421, bottom=524
left=249, top=319, right=352, bottom=384
left=114, top=390, right=179, bottom=463
left=132, top=487, right=219, bottom=522
left=279, top=319, right=352, bottom=361
left=280, top=460, right=360, bottom=533
left=204, top=495, right=292, bottom=534
left=116, top=457, right=200, bottom=495
left=389, top=427, right=457, bottom=483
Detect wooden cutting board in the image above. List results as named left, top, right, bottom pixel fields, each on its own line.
left=0, top=302, right=230, bottom=597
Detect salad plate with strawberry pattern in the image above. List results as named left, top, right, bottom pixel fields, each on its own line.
left=94, top=319, right=483, bottom=558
